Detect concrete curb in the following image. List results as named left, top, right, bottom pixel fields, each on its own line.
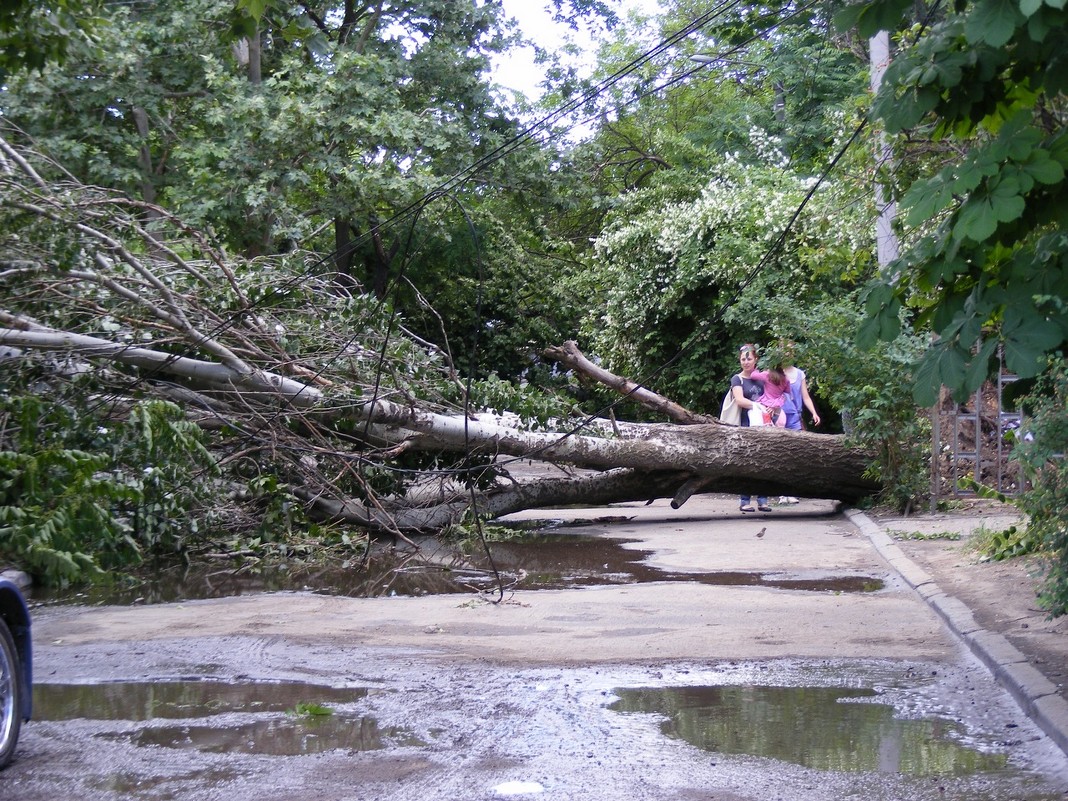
left=844, top=507, right=1068, bottom=759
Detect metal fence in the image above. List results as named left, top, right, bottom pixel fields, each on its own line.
left=931, top=358, right=1023, bottom=503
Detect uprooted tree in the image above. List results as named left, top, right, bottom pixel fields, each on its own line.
left=0, top=132, right=879, bottom=583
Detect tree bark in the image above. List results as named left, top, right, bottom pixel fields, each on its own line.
left=299, top=468, right=695, bottom=532
left=0, top=328, right=321, bottom=408
left=544, top=340, right=717, bottom=424
left=340, top=400, right=878, bottom=502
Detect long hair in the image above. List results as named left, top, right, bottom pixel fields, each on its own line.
left=766, top=365, right=788, bottom=390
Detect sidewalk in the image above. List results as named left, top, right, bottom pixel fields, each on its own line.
left=847, top=502, right=1068, bottom=759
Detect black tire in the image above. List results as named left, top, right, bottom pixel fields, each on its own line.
left=0, top=618, right=24, bottom=769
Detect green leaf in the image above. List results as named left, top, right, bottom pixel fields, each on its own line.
left=965, top=0, right=1022, bottom=46
left=1002, top=315, right=1066, bottom=376
left=858, top=283, right=902, bottom=348
left=954, top=197, right=998, bottom=242
left=964, top=338, right=999, bottom=391
left=877, top=86, right=940, bottom=132
left=236, top=0, right=270, bottom=21
left=902, top=173, right=955, bottom=226
left=929, top=256, right=970, bottom=285
left=989, top=177, right=1027, bottom=223
left=952, top=161, right=986, bottom=194
left=912, top=351, right=942, bottom=406
left=1019, top=0, right=1043, bottom=15
left=1023, top=151, right=1066, bottom=185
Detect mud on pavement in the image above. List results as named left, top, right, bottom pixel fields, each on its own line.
left=8, top=496, right=1068, bottom=800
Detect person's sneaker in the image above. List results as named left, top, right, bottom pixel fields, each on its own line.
left=787, top=496, right=800, bottom=504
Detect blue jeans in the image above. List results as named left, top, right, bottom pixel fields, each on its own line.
left=740, top=495, right=768, bottom=508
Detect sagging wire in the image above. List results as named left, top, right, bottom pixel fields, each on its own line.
left=112, top=0, right=763, bottom=465
left=249, top=0, right=878, bottom=492
left=57, top=0, right=753, bottom=424
left=435, top=190, right=507, bottom=604
left=580, top=0, right=824, bottom=130
left=7, top=0, right=889, bottom=557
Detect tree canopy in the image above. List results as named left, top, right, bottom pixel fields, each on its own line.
left=839, top=0, right=1068, bottom=403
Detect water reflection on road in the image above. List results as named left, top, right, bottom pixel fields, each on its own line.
left=610, top=685, right=1006, bottom=775
left=32, top=530, right=883, bottom=606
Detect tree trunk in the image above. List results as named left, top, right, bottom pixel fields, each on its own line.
left=247, top=28, right=262, bottom=86
left=544, top=340, right=717, bottom=424
left=333, top=216, right=360, bottom=290
left=342, top=401, right=878, bottom=502
left=366, top=219, right=398, bottom=300
left=299, top=468, right=696, bottom=532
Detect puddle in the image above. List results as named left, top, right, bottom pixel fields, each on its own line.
left=608, top=685, right=1008, bottom=775
left=465, top=533, right=882, bottom=593
left=31, top=532, right=882, bottom=606
left=89, top=766, right=243, bottom=795
left=35, top=679, right=423, bottom=756
left=128, top=715, right=422, bottom=755
left=34, top=680, right=369, bottom=721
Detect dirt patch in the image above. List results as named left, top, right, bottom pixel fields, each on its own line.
left=871, top=500, right=1068, bottom=709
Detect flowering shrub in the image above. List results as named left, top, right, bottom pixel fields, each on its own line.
left=580, top=133, right=872, bottom=409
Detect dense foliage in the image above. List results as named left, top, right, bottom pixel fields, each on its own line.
left=841, top=0, right=1068, bottom=404
left=0, top=390, right=218, bottom=586
left=837, top=0, right=1068, bottom=609
left=2, top=0, right=1066, bottom=611
left=1001, top=362, right=1068, bottom=616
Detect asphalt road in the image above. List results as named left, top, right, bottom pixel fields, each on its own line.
left=8, top=496, right=1068, bottom=800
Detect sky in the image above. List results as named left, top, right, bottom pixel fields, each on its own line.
left=493, top=0, right=660, bottom=100
left=493, top=0, right=592, bottom=100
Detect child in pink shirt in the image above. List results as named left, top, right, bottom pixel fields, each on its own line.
left=750, top=367, right=789, bottom=427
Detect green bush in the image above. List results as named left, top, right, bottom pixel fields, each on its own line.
left=0, top=447, right=122, bottom=585
left=1010, top=358, right=1068, bottom=617
left=0, top=393, right=219, bottom=586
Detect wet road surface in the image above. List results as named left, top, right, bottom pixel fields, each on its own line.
left=9, top=496, right=1068, bottom=800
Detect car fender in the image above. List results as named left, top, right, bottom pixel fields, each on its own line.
left=0, top=578, right=32, bottom=722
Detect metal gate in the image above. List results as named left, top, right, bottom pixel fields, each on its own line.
left=931, top=357, right=1023, bottom=503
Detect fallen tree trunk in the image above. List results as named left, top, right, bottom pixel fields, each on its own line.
left=1, top=323, right=878, bottom=531
left=340, top=398, right=877, bottom=501
left=298, top=468, right=695, bottom=531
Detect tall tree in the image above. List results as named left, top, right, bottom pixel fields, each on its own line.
left=838, top=0, right=1068, bottom=403
left=1, top=0, right=516, bottom=265
left=2, top=0, right=597, bottom=380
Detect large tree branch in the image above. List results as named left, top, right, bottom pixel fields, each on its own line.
left=544, top=340, right=718, bottom=425
left=298, top=469, right=695, bottom=532
left=0, top=328, right=321, bottom=407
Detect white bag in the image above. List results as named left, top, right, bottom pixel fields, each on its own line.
left=720, top=388, right=741, bottom=426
